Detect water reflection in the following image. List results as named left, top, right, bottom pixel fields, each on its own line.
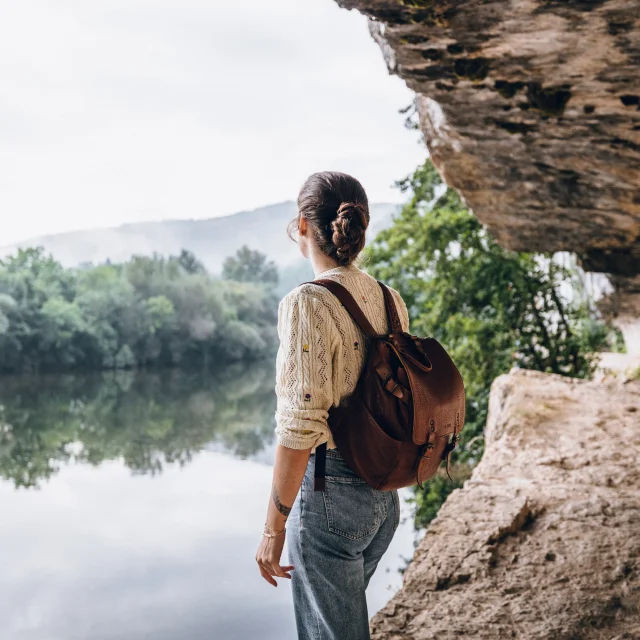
left=0, top=365, right=416, bottom=639
left=0, top=362, right=277, bottom=488
left=2, top=452, right=296, bottom=640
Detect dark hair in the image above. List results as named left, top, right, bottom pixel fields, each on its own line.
left=288, top=171, right=370, bottom=266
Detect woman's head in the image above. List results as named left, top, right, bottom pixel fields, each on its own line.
left=289, top=171, right=370, bottom=266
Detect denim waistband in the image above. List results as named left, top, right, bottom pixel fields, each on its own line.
left=308, top=447, right=363, bottom=482
left=311, top=447, right=343, bottom=459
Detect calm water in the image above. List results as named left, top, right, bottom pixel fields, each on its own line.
left=0, top=364, right=418, bottom=640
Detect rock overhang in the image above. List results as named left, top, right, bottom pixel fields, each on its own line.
left=336, top=0, right=640, bottom=278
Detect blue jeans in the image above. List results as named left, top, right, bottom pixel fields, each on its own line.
left=287, top=448, right=400, bottom=640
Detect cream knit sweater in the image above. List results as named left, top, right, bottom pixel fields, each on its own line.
left=274, top=262, right=410, bottom=453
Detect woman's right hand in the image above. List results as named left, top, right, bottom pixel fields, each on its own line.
left=255, top=531, right=294, bottom=587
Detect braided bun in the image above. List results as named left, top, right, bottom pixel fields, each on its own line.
left=331, top=202, right=369, bottom=266
left=294, top=171, right=370, bottom=266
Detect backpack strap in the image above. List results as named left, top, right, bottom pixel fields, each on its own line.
left=314, top=442, right=327, bottom=491
left=377, top=281, right=403, bottom=333
left=443, top=411, right=462, bottom=481
left=303, top=277, right=378, bottom=491
left=304, top=278, right=377, bottom=338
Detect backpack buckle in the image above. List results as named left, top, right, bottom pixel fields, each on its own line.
left=383, top=373, right=404, bottom=399
left=443, top=433, right=459, bottom=481
left=443, top=434, right=459, bottom=457
left=385, top=375, right=399, bottom=394
left=419, top=442, right=435, bottom=459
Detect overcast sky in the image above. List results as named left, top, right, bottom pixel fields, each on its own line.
left=0, top=0, right=425, bottom=245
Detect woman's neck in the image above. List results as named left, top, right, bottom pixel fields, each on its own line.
left=309, top=248, right=340, bottom=277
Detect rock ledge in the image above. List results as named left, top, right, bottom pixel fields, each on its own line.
left=372, top=369, right=640, bottom=639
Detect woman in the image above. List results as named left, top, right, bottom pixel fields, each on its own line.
left=255, top=171, right=410, bottom=640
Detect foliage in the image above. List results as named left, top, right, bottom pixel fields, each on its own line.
left=608, top=326, right=627, bottom=354
left=365, top=158, right=615, bottom=529
left=222, top=244, right=279, bottom=286
left=176, top=249, right=206, bottom=275
left=0, top=246, right=279, bottom=374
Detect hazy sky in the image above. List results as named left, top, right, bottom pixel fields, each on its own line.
left=0, top=0, right=424, bottom=245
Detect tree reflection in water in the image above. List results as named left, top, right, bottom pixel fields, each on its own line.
left=0, top=361, right=277, bottom=488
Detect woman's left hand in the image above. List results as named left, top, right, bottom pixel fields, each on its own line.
left=256, top=532, right=294, bottom=587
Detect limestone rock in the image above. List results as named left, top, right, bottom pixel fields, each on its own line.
left=336, top=0, right=640, bottom=279
left=371, top=369, right=640, bottom=638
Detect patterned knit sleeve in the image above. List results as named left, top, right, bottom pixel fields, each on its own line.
left=274, top=287, right=335, bottom=450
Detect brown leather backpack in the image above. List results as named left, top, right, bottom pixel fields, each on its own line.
left=307, top=278, right=466, bottom=492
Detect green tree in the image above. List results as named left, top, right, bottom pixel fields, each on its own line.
left=75, top=265, right=137, bottom=369
left=175, top=249, right=205, bottom=275
left=0, top=248, right=82, bottom=372
left=39, top=298, right=88, bottom=367
left=222, top=245, right=279, bottom=286
left=365, top=159, right=612, bottom=528
left=0, top=293, right=16, bottom=335
left=0, top=247, right=278, bottom=374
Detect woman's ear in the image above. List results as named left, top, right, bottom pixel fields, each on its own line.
left=298, top=215, right=308, bottom=236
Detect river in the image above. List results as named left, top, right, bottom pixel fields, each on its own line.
left=0, top=364, right=418, bottom=640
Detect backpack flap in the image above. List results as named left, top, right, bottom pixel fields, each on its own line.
left=376, top=281, right=466, bottom=447
left=399, top=336, right=466, bottom=446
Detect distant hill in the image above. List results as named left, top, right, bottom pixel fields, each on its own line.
left=0, top=201, right=400, bottom=274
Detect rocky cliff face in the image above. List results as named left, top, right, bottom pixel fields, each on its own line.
left=336, top=0, right=640, bottom=282
left=336, top=0, right=640, bottom=351
left=371, top=369, right=640, bottom=639
left=325, top=3, right=640, bottom=635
